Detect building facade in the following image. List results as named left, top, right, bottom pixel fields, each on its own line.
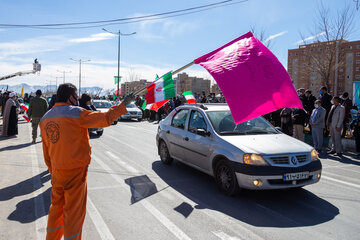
left=120, top=79, right=150, bottom=97
left=288, top=40, right=360, bottom=97
left=174, top=73, right=211, bottom=96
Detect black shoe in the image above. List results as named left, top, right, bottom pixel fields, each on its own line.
left=327, top=150, right=336, bottom=154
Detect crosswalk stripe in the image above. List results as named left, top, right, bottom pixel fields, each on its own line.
left=322, top=175, right=360, bottom=189
left=105, top=151, right=139, bottom=174
left=212, top=231, right=242, bottom=240
left=92, top=154, right=192, bottom=240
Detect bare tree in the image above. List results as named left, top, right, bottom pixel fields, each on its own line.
left=298, top=2, right=354, bottom=93
left=250, top=25, right=272, bottom=49
left=127, top=66, right=140, bottom=82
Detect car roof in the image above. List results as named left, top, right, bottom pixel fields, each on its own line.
left=178, top=103, right=230, bottom=112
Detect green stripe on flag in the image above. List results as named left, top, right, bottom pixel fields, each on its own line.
left=162, top=72, right=176, bottom=100
left=183, top=91, right=193, bottom=96
left=114, top=76, right=121, bottom=84
left=141, top=99, right=147, bottom=110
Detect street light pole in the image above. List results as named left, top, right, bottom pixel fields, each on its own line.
left=102, top=28, right=136, bottom=100
left=70, top=58, right=90, bottom=96
left=57, top=70, right=72, bottom=84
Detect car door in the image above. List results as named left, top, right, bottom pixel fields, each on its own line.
left=167, top=109, right=190, bottom=161
left=182, top=110, right=213, bottom=171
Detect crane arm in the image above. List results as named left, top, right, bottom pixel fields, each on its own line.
left=0, top=61, right=41, bottom=82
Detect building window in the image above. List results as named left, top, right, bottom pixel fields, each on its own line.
left=357, top=60, right=360, bottom=64
left=295, top=53, right=298, bottom=56
left=339, top=68, right=344, bottom=72
left=341, top=47, right=344, bottom=50
left=356, top=67, right=360, bottom=71
left=356, top=75, right=360, bottom=80
left=349, top=46, right=353, bottom=50
left=357, top=52, right=360, bottom=57
left=289, top=53, right=292, bottom=56
left=357, top=45, right=360, bottom=49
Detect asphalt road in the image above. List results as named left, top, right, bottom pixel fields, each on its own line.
left=1, top=118, right=360, bottom=240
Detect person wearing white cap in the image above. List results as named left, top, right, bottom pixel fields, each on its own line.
left=2, top=92, right=18, bottom=136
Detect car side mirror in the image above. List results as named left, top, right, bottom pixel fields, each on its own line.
left=275, top=127, right=282, bottom=133
left=197, top=128, right=210, bottom=137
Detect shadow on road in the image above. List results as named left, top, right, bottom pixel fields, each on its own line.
left=152, top=160, right=339, bottom=228
left=0, top=142, right=33, bottom=152
left=325, top=154, right=360, bottom=167
left=0, top=170, right=50, bottom=201
left=125, top=175, right=158, bottom=204
left=8, top=187, right=51, bottom=223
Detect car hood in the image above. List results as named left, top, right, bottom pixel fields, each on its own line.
left=220, top=133, right=313, bottom=155
left=126, top=107, right=141, bottom=112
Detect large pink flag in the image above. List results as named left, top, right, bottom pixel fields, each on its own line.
left=194, top=32, right=302, bottom=124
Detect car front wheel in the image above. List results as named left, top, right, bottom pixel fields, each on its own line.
left=214, top=160, right=239, bottom=196
left=159, top=141, right=173, bottom=165
left=96, top=131, right=103, bottom=136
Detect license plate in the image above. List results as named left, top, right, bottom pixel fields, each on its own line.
left=283, top=172, right=309, bottom=181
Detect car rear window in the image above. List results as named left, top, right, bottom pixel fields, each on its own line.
left=171, top=109, right=189, bottom=129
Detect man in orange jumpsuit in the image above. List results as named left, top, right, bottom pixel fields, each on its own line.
left=40, top=83, right=133, bottom=240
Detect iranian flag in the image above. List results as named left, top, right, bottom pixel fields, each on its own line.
left=146, top=72, right=175, bottom=104
left=145, top=99, right=169, bottom=112
left=23, top=114, right=30, bottom=122
left=20, top=103, right=29, bottom=111
left=183, top=91, right=196, bottom=104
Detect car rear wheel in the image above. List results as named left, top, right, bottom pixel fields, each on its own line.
left=214, top=160, right=239, bottom=196
left=159, top=141, right=173, bottom=165
left=113, top=120, right=118, bottom=125
left=138, top=118, right=142, bottom=122
left=96, top=131, right=103, bottom=136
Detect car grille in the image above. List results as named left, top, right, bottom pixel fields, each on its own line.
left=270, top=156, right=289, bottom=164
left=296, top=155, right=308, bottom=163
left=129, top=111, right=138, bottom=115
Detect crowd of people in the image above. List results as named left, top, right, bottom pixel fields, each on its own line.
left=264, top=86, right=359, bottom=156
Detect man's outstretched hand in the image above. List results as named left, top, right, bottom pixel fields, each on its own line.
left=122, top=92, right=136, bottom=106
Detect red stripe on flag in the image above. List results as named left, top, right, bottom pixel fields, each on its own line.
left=146, top=83, right=156, bottom=104
left=23, top=115, right=30, bottom=122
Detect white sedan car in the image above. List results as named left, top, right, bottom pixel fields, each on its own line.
left=156, top=104, right=322, bottom=196
left=92, top=100, right=118, bottom=125
left=120, top=103, right=143, bottom=122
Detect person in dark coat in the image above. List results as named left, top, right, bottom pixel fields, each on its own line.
left=48, top=94, right=57, bottom=110
left=304, top=90, right=317, bottom=115
left=318, top=86, right=332, bottom=135
left=2, top=92, right=18, bottom=137
left=350, top=111, right=360, bottom=156
left=280, top=108, right=293, bottom=136
left=341, top=92, right=353, bottom=137
left=292, top=108, right=307, bottom=141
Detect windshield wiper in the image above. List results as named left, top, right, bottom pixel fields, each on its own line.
left=244, top=130, right=270, bottom=134
left=219, top=131, right=246, bottom=135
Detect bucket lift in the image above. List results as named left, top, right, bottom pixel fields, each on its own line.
left=0, top=59, right=41, bottom=81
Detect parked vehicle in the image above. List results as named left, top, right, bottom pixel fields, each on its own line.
left=120, top=102, right=143, bottom=122
left=92, top=100, right=118, bottom=125
left=156, top=103, right=322, bottom=196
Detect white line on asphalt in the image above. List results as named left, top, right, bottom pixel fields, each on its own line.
left=87, top=197, right=116, bottom=240
left=105, top=151, right=139, bottom=174
left=212, top=231, right=242, bottom=240
left=30, top=134, right=47, bottom=240
left=92, top=154, right=192, bottom=240
left=322, top=175, right=360, bottom=189
left=88, top=185, right=123, bottom=191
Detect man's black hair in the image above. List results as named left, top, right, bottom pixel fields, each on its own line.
left=320, top=86, right=327, bottom=91
left=80, top=93, right=91, bottom=103
left=56, top=83, right=77, bottom=103
left=333, top=96, right=341, bottom=102
left=306, top=90, right=312, bottom=94
left=343, top=92, right=349, bottom=98
left=35, top=89, right=42, bottom=96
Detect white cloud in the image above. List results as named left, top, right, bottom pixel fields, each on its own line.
left=0, top=35, right=70, bottom=57
left=264, top=31, right=288, bottom=42
left=69, top=32, right=115, bottom=43
left=295, top=31, right=326, bottom=45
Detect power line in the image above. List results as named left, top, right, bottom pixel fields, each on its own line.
left=0, top=0, right=248, bottom=29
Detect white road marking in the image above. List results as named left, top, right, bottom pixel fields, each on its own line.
left=322, top=175, right=360, bottom=189
left=105, top=151, right=139, bottom=174
left=88, top=185, right=122, bottom=191
left=87, top=197, right=116, bottom=240
left=212, top=231, right=242, bottom=240
left=92, top=154, right=192, bottom=240
left=30, top=134, right=47, bottom=239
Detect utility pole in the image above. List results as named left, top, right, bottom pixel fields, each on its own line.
left=57, top=70, right=72, bottom=84
left=70, top=58, right=90, bottom=96
left=102, top=28, right=136, bottom=99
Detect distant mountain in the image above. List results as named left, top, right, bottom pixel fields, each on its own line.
left=0, top=83, right=105, bottom=96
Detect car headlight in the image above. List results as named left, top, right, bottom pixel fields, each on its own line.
left=243, top=154, right=268, bottom=166
left=311, top=149, right=319, bottom=161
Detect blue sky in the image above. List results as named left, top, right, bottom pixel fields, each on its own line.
left=0, top=0, right=359, bottom=90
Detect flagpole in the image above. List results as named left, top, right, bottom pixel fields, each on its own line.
left=133, top=61, right=195, bottom=96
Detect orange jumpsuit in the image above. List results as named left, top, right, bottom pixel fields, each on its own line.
left=39, top=102, right=127, bottom=240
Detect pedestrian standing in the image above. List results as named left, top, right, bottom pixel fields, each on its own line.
left=1, top=92, right=9, bottom=116
left=2, top=92, right=18, bottom=137
left=340, top=92, right=353, bottom=137
left=319, top=86, right=332, bottom=135
left=292, top=108, right=306, bottom=141
left=28, top=90, right=48, bottom=143
left=327, top=97, right=345, bottom=156
left=280, top=108, right=293, bottom=136
left=309, top=100, right=326, bottom=152
left=40, top=83, right=134, bottom=240
left=350, top=111, right=360, bottom=156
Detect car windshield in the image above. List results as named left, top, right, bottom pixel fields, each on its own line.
left=206, top=111, right=278, bottom=135
left=93, top=101, right=112, bottom=108
left=126, top=103, right=137, bottom=108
